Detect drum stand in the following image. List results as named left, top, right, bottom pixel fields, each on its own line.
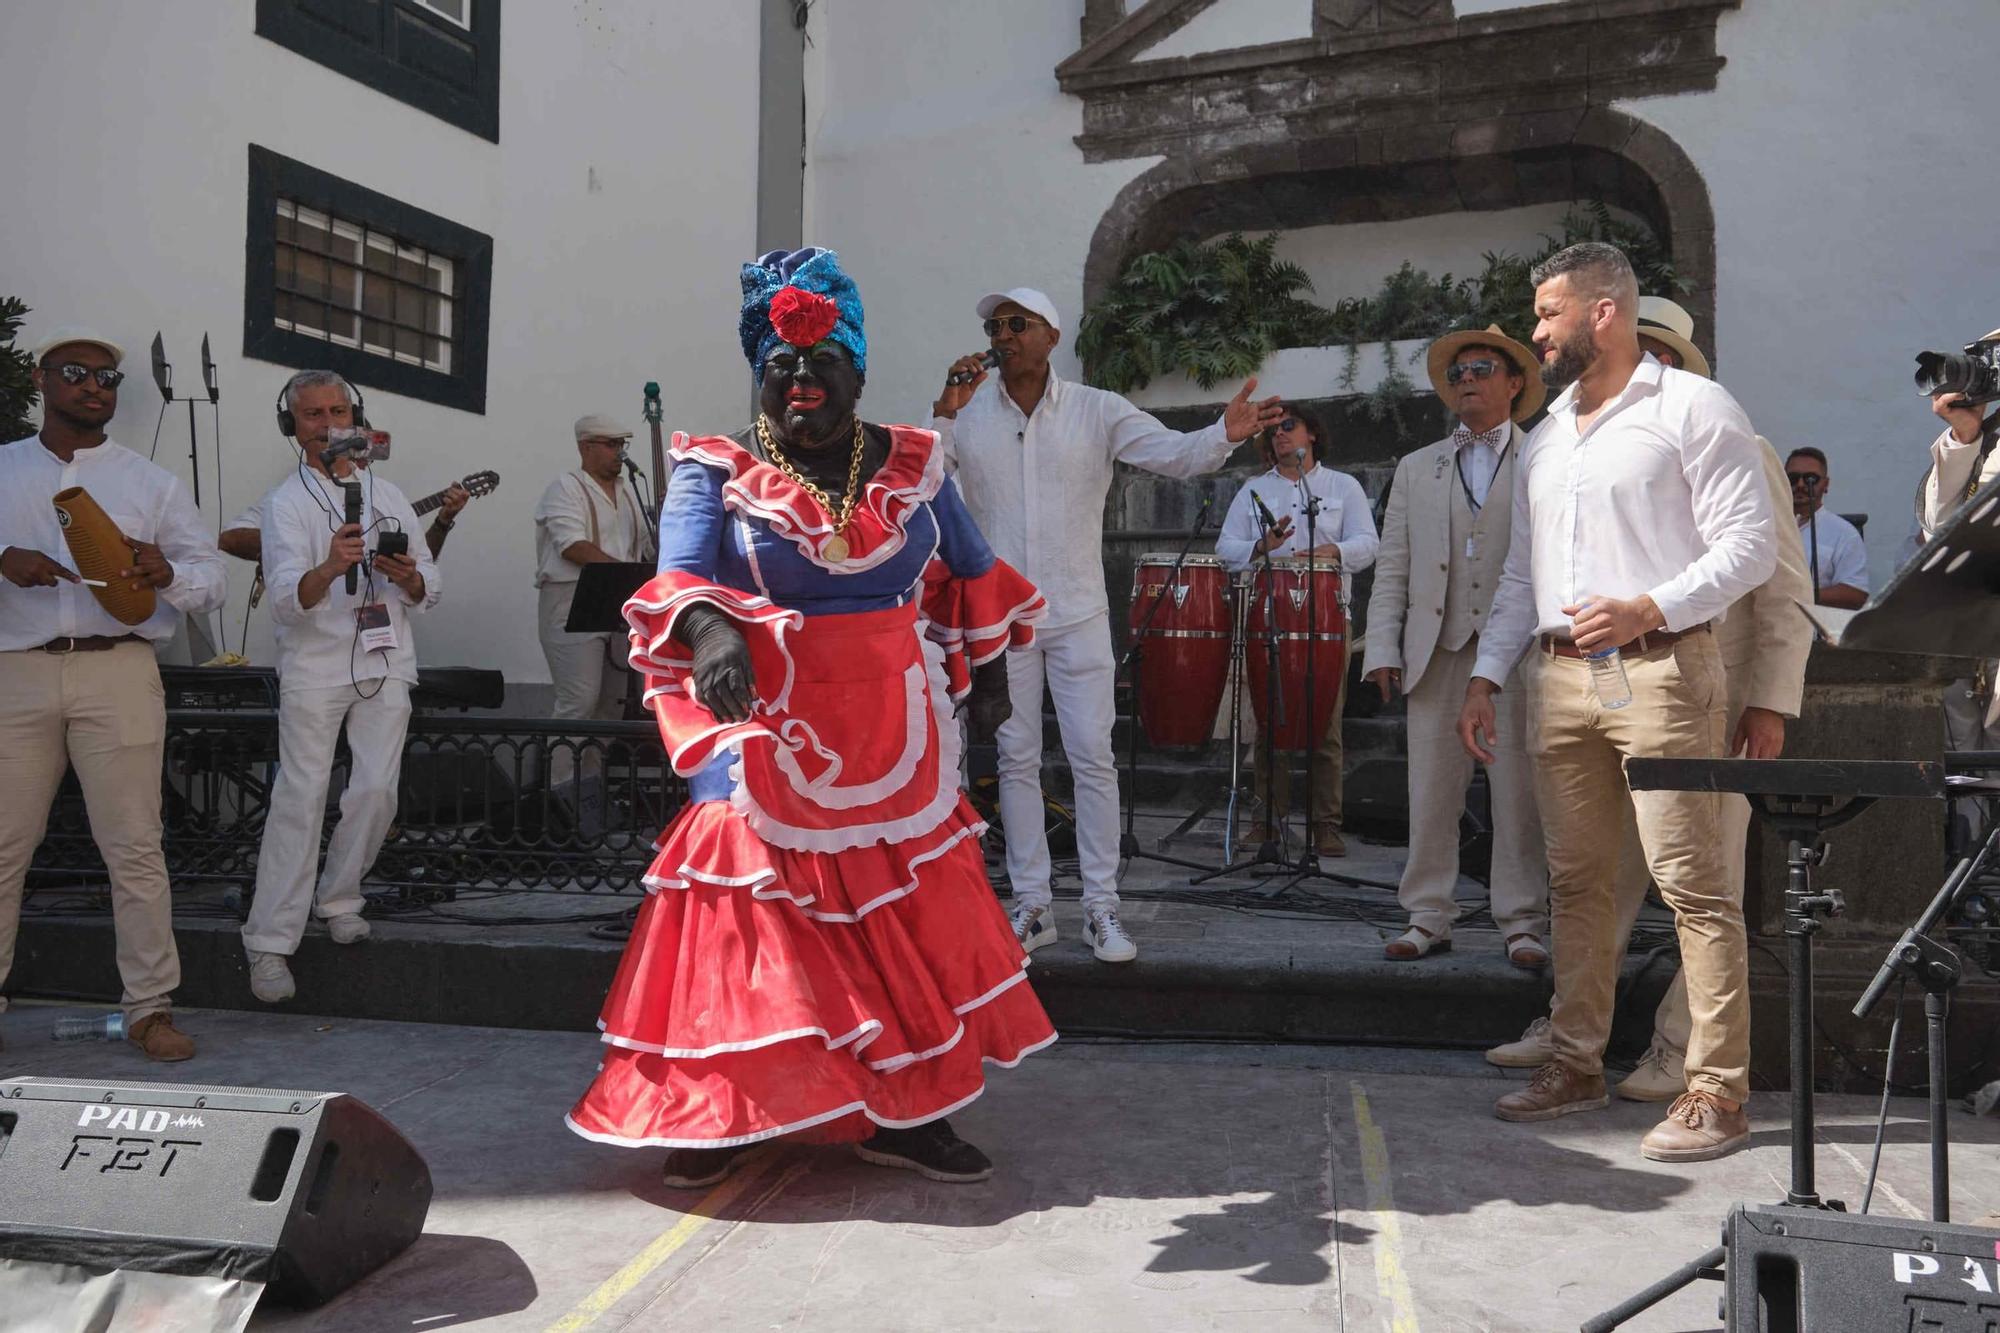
left=1118, top=500, right=1216, bottom=874
left=1193, top=545, right=1293, bottom=882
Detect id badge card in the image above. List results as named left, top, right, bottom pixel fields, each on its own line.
left=356, top=604, right=399, bottom=653
left=1465, top=536, right=1478, bottom=561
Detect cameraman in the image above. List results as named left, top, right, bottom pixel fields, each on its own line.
left=240, top=370, right=438, bottom=1005
left=1919, top=330, right=2000, bottom=755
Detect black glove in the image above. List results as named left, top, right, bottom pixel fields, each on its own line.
left=677, top=604, right=755, bottom=723
left=964, top=655, right=1012, bottom=744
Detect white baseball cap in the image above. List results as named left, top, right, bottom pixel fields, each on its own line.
left=574, top=413, right=633, bottom=441
left=33, top=328, right=126, bottom=367
left=975, top=288, right=1061, bottom=334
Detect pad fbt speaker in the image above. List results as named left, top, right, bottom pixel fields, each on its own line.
left=51, top=487, right=156, bottom=625
left=0, top=1077, right=431, bottom=1307
left=1724, top=1201, right=2000, bottom=1331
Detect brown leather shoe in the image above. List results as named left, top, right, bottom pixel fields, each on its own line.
left=1494, top=1061, right=1609, bottom=1123
left=1314, top=830, right=1347, bottom=857
left=127, top=1012, right=195, bottom=1063
left=1639, top=1091, right=1749, bottom=1162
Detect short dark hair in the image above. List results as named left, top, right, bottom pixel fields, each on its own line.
left=1787, top=446, right=1829, bottom=474
left=1530, top=242, right=1639, bottom=310
left=1264, top=400, right=1328, bottom=464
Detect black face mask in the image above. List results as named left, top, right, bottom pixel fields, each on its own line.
left=759, top=341, right=863, bottom=451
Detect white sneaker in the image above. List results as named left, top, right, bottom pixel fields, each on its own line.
left=1011, top=903, right=1056, bottom=955
left=1085, top=908, right=1138, bottom=964
left=326, top=913, right=371, bottom=945
left=247, top=950, right=296, bottom=1004
left=1485, top=1015, right=1553, bottom=1068
left=1616, top=1043, right=1688, bottom=1102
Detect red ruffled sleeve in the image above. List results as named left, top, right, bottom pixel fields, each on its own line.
left=920, top=557, right=1045, bottom=701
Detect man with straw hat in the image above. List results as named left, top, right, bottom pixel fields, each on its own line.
left=1364, top=325, right=1549, bottom=965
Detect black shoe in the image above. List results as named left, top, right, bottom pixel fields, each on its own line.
left=854, top=1118, right=994, bottom=1183
left=661, top=1142, right=754, bottom=1189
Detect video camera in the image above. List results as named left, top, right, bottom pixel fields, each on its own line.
left=1914, top=337, right=2000, bottom=407
left=319, top=426, right=393, bottom=470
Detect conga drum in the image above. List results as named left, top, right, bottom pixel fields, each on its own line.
left=1244, top=557, right=1347, bottom=751
left=1128, top=553, right=1231, bottom=748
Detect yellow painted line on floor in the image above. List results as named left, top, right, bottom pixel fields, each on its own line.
left=1350, top=1081, right=1421, bottom=1333
left=545, top=1148, right=794, bottom=1332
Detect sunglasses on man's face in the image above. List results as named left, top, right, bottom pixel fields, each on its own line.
left=983, top=315, right=1046, bottom=337
left=1787, top=473, right=1823, bottom=487
left=1444, top=359, right=1500, bottom=386
left=46, top=362, right=125, bottom=389
left=1272, top=417, right=1300, bottom=434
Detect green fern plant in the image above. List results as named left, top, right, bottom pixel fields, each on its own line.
left=0, top=297, right=37, bottom=442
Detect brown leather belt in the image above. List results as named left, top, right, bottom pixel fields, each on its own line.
left=38, top=634, right=145, bottom=654
left=1540, top=623, right=1709, bottom=660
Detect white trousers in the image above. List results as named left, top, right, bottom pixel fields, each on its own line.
left=996, top=615, right=1121, bottom=913
left=244, top=679, right=411, bottom=955
left=1397, top=641, right=1549, bottom=940
left=538, top=582, right=628, bottom=787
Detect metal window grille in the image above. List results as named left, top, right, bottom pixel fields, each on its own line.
left=274, top=199, right=456, bottom=374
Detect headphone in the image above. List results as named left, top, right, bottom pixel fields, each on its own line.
left=274, top=370, right=368, bottom=437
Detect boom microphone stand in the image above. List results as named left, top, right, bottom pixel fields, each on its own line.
left=1193, top=527, right=1292, bottom=882
left=1118, top=498, right=1217, bottom=874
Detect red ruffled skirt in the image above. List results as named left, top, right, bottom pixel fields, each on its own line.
left=566, top=591, right=1055, bottom=1149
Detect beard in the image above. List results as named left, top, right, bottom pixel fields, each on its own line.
left=1538, top=326, right=1597, bottom=391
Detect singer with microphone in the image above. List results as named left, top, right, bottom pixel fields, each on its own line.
left=1215, top=403, right=1378, bottom=858
left=532, top=415, right=651, bottom=771
left=242, top=369, right=438, bottom=1006
left=932, top=288, right=1282, bottom=964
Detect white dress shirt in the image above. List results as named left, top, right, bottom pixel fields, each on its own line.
left=933, top=371, right=1235, bottom=630
left=1474, top=355, right=1778, bottom=685
left=1214, top=462, right=1380, bottom=602
left=533, top=469, right=648, bottom=587
left=1450, top=422, right=1510, bottom=508
left=1796, top=509, right=1869, bottom=592
left=0, top=434, right=226, bottom=651
left=260, top=465, right=439, bottom=688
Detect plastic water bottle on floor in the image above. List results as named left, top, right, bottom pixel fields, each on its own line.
left=51, top=1013, right=125, bottom=1043
left=1587, top=646, right=1632, bottom=709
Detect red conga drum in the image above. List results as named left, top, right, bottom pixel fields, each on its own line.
left=1245, top=557, right=1347, bottom=751
left=1128, top=553, right=1231, bottom=748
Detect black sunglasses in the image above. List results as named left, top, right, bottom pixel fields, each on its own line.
left=1786, top=472, right=1823, bottom=487
left=983, top=315, right=1046, bottom=337
left=46, top=362, right=125, bottom=389
left=1444, top=359, right=1500, bottom=386
left=1274, top=417, right=1300, bottom=434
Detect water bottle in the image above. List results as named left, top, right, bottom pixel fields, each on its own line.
left=51, top=1013, right=125, bottom=1043
left=1587, top=646, right=1632, bottom=710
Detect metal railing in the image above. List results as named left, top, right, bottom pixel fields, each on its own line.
left=29, top=710, right=686, bottom=898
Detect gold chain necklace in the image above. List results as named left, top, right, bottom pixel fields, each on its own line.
left=756, top=413, right=866, bottom=562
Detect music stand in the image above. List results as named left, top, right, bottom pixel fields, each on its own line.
left=565, top=561, right=654, bottom=714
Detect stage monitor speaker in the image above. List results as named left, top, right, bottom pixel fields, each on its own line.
left=1725, top=1202, right=2000, bottom=1331
left=0, top=1077, right=431, bottom=1307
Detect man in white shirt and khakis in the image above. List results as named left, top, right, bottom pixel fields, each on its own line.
left=0, top=329, right=226, bottom=1060
left=1459, top=244, right=1778, bottom=1162
left=1362, top=325, right=1549, bottom=967
left=932, top=288, right=1281, bottom=963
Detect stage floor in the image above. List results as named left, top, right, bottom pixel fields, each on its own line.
left=4, top=1005, right=1997, bottom=1331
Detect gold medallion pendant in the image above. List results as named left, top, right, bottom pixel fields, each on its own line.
left=756, top=413, right=867, bottom=567
left=823, top=533, right=850, bottom=563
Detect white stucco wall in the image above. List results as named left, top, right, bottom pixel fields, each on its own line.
left=1146, top=0, right=1313, bottom=61
left=1626, top=0, right=2000, bottom=584
left=1, top=1, right=761, bottom=685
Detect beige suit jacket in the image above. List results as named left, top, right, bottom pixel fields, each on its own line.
left=1717, top=439, right=1814, bottom=717
left=1361, top=424, right=1522, bottom=694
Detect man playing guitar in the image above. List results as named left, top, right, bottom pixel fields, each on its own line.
left=220, top=470, right=498, bottom=566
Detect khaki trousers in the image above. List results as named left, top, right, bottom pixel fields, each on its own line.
left=0, top=643, right=179, bottom=1022
left=1252, top=661, right=1350, bottom=834
left=1523, top=631, right=1749, bottom=1102
left=1398, top=641, right=1548, bottom=941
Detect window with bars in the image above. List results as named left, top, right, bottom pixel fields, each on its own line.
left=255, top=0, right=500, bottom=142
left=245, top=146, right=491, bottom=413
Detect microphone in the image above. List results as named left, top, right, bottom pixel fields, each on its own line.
left=1250, top=491, right=1281, bottom=532
left=1190, top=493, right=1215, bottom=532
left=342, top=481, right=362, bottom=595
left=947, top=349, right=1001, bottom=387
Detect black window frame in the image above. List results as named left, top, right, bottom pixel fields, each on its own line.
left=243, top=144, right=493, bottom=415
left=255, top=0, right=501, bottom=143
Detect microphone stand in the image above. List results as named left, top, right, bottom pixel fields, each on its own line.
left=1117, top=497, right=1216, bottom=873
left=1803, top=476, right=1823, bottom=606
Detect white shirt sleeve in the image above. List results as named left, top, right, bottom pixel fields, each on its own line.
left=1331, top=473, right=1379, bottom=572
left=1215, top=482, right=1262, bottom=572
left=264, top=491, right=320, bottom=628
left=1829, top=519, right=1871, bottom=590
left=153, top=475, right=227, bottom=616
left=929, top=415, right=959, bottom=473
left=1101, top=394, right=1236, bottom=479
left=1474, top=448, right=1539, bottom=686
left=224, top=502, right=262, bottom=533
left=1644, top=384, right=1778, bottom=631
left=535, top=474, right=592, bottom=554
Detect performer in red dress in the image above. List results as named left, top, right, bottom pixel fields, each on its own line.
left=566, top=248, right=1054, bottom=1187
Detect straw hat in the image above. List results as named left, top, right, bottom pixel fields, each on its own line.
left=1425, top=324, right=1546, bottom=423
left=1636, top=296, right=1711, bottom=380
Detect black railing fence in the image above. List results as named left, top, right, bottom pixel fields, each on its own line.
left=30, top=711, right=686, bottom=898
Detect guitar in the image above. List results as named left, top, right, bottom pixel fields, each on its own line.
left=412, top=469, right=501, bottom=517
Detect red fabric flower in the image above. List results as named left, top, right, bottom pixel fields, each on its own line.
left=768, top=286, right=841, bottom=348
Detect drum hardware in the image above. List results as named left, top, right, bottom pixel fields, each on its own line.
left=1116, top=499, right=1220, bottom=874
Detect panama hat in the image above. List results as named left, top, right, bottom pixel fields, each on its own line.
left=1636, top=296, right=1711, bottom=380
left=1425, top=324, right=1545, bottom=423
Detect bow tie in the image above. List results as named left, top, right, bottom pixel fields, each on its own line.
left=1452, top=423, right=1508, bottom=451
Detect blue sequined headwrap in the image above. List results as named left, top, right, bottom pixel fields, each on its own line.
left=738, top=247, right=867, bottom=382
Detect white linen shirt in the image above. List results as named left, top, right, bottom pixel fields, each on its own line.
left=1474, top=355, right=1778, bottom=685
left=261, top=465, right=439, bottom=688
left=533, top=469, right=648, bottom=587
left=1796, top=509, right=1869, bottom=592
left=1214, top=463, right=1380, bottom=603
left=1450, top=423, right=1510, bottom=508
left=932, top=371, right=1235, bottom=630
left=0, top=434, right=226, bottom=650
